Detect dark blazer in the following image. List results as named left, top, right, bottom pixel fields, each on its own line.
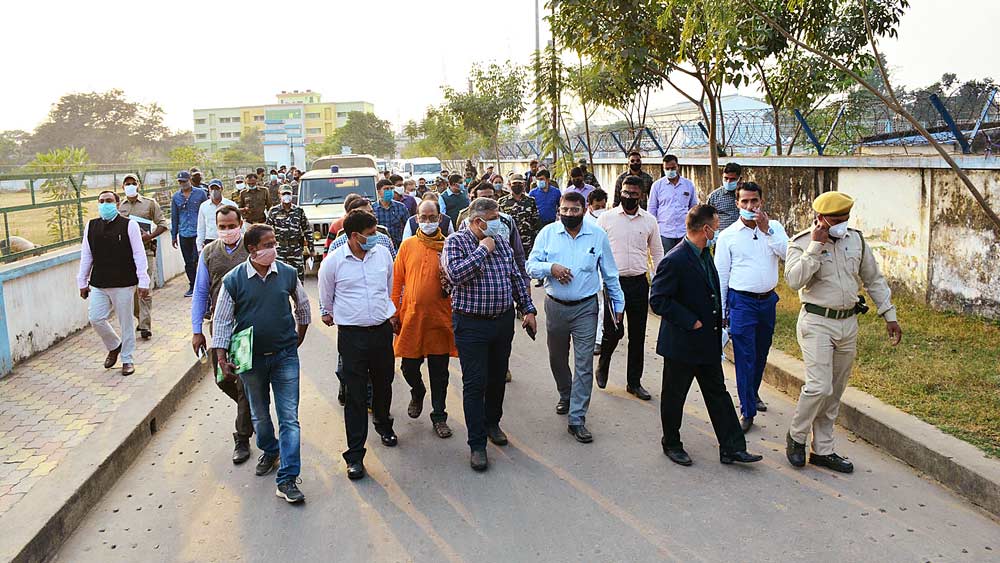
left=649, top=240, right=723, bottom=363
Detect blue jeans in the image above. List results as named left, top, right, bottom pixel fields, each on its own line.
left=728, top=290, right=778, bottom=419
left=453, top=309, right=514, bottom=451
left=240, top=347, right=301, bottom=484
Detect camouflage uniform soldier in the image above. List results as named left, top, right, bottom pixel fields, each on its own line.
left=238, top=173, right=271, bottom=224
left=497, top=173, right=540, bottom=253
left=266, top=185, right=312, bottom=281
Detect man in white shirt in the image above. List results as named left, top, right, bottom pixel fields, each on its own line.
left=595, top=177, right=664, bottom=400
left=78, top=190, right=151, bottom=377
left=713, top=181, right=788, bottom=432
left=197, top=179, right=237, bottom=250
left=318, top=209, right=397, bottom=481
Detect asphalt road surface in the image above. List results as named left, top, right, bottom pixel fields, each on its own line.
left=55, top=281, right=1000, bottom=562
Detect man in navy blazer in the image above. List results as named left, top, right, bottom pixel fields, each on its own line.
left=649, top=204, right=763, bottom=466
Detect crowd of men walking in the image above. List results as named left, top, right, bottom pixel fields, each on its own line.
left=75, top=154, right=902, bottom=505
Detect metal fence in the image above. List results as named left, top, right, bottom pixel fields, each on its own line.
left=488, top=89, right=1000, bottom=160
left=0, top=162, right=271, bottom=264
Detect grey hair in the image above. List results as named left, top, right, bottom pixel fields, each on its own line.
left=467, top=197, right=499, bottom=219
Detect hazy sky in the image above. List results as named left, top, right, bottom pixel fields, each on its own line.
left=3, top=0, right=996, bottom=134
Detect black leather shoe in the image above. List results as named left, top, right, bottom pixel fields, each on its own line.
left=486, top=426, right=508, bottom=446
left=255, top=452, right=279, bottom=476
left=720, top=450, right=764, bottom=464
left=379, top=431, right=398, bottom=447
left=810, top=452, right=854, bottom=473
left=756, top=399, right=767, bottom=412
left=786, top=432, right=806, bottom=467
left=139, top=329, right=152, bottom=340
left=104, top=344, right=122, bottom=369
left=593, top=344, right=602, bottom=356
left=407, top=392, right=424, bottom=419
left=663, top=445, right=693, bottom=466
left=232, top=433, right=251, bottom=465
left=555, top=399, right=570, bottom=415
left=346, top=462, right=366, bottom=480
left=595, top=369, right=608, bottom=389
left=627, top=385, right=651, bottom=400
left=567, top=424, right=593, bottom=443
left=740, top=416, right=753, bottom=433
left=470, top=450, right=488, bottom=471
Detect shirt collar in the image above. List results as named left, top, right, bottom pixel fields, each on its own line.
left=684, top=237, right=709, bottom=258
left=553, top=220, right=592, bottom=236
left=245, top=257, right=277, bottom=279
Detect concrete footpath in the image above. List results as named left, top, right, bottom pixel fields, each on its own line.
left=0, top=277, right=206, bottom=563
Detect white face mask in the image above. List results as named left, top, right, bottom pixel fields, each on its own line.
left=826, top=219, right=849, bottom=238
left=418, top=222, right=439, bottom=235
left=665, top=169, right=679, bottom=180
left=394, top=186, right=406, bottom=195
left=281, top=194, right=293, bottom=204
left=124, top=184, right=139, bottom=198
left=590, top=208, right=606, bottom=218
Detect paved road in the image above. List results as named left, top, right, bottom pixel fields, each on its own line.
left=55, top=281, right=999, bottom=562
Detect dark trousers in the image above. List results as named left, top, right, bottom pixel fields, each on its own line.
left=401, top=355, right=450, bottom=423
left=598, top=275, right=649, bottom=387
left=179, top=236, right=198, bottom=289
left=660, top=358, right=746, bottom=454
left=728, top=291, right=778, bottom=419
left=660, top=236, right=683, bottom=252
left=337, top=322, right=395, bottom=464
left=454, top=309, right=514, bottom=451
left=213, top=356, right=254, bottom=441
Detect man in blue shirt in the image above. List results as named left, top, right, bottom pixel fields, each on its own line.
left=373, top=179, right=410, bottom=249
left=527, top=191, right=624, bottom=444
left=171, top=170, right=209, bottom=297
left=528, top=169, right=561, bottom=227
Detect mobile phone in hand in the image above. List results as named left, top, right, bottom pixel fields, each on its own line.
left=525, top=325, right=536, bottom=340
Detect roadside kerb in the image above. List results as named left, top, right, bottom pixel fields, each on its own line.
left=762, top=347, right=1000, bottom=519
left=0, top=354, right=207, bottom=563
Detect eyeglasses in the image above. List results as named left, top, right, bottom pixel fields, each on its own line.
left=558, top=207, right=583, bottom=214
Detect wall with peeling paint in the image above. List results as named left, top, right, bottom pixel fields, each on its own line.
left=493, top=156, right=1000, bottom=317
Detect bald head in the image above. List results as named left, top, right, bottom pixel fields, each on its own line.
left=417, top=199, right=440, bottom=221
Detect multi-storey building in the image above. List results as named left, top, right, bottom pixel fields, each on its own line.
left=192, top=91, right=374, bottom=167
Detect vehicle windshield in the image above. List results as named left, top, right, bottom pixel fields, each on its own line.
left=412, top=163, right=441, bottom=174
left=298, top=177, right=375, bottom=205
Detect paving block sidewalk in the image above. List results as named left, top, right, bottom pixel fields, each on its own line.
left=0, top=279, right=196, bottom=517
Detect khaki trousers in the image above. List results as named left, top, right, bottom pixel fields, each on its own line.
left=788, top=310, right=858, bottom=455
left=133, top=251, right=156, bottom=331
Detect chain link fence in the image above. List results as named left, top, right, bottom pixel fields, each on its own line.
left=490, top=89, right=1000, bottom=160
left=0, top=162, right=271, bottom=263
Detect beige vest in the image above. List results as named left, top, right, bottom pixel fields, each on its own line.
left=201, top=239, right=249, bottom=318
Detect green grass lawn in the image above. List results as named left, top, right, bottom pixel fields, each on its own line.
left=773, top=281, right=1000, bottom=458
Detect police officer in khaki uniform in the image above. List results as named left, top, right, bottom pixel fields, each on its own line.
left=784, top=191, right=902, bottom=473
left=237, top=173, right=271, bottom=224
left=118, top=173, right=169, bottom=339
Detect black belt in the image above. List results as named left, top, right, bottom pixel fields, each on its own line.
left=455, top=308, right=511, bottom=321
left=338, top=320, right=390, bottom=332
left=733, top=289, right=775, bottom=300
left=547, top=294, right=597, bottom=307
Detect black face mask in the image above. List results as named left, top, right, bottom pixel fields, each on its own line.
left=560, top=214, right=584, bottom=229
left=629, top=162, right=641, bottom=171
left=621, top=197, right=639, bottom=211
left=511, top=184, right=524, bottom=194
left=572, top=179, right=584, bottom=188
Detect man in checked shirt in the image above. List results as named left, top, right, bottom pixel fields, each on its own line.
left=442, top=197, right=537, bottom=472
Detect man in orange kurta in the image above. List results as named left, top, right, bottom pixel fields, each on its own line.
left=391, top=200, right=458, bottom=439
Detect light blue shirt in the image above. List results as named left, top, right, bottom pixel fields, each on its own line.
left=526, top=220, right=625, bottom=313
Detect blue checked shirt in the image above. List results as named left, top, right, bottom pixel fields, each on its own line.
left=443, top=228, right=536, bottom=317
left=373, top=200, right=409, bottom=248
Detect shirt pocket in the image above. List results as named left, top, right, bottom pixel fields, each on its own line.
left=845, top=248, right=863, bottom=273
left=579, top=248, right=600, bottom=272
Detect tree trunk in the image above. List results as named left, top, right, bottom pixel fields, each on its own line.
left=772, top=108, right=783, bottom=156
left=705, top=87, right=721, bottom=188
left=582, top=102, right=594, bottom=167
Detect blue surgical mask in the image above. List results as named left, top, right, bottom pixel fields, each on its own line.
left=494, top=182, right=503, bottom=191
left=98, top=202, right=119, bottom=221
left=706, top=226, right=717, bottom=246
left=537, top=180, right=547, bottom=189
left=739, top=208, right=757, bottom=221
left=381, top=190, right=394, bottom=203
left=666, top=169, right=679, bottom=180
left=481, top=218, right=503, bottom=238
left=724, top=181, right=739, bottom=191
left=358, top=233, right=378, bottom=251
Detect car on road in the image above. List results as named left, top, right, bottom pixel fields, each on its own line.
left=298, top=154, right=379, bottom=265
left=403, top=157, right=443, bottom=183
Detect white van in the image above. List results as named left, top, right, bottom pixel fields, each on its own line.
left=299, top=154, right=379, bottom=261
left=404, top=157, right=443, bottom=183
